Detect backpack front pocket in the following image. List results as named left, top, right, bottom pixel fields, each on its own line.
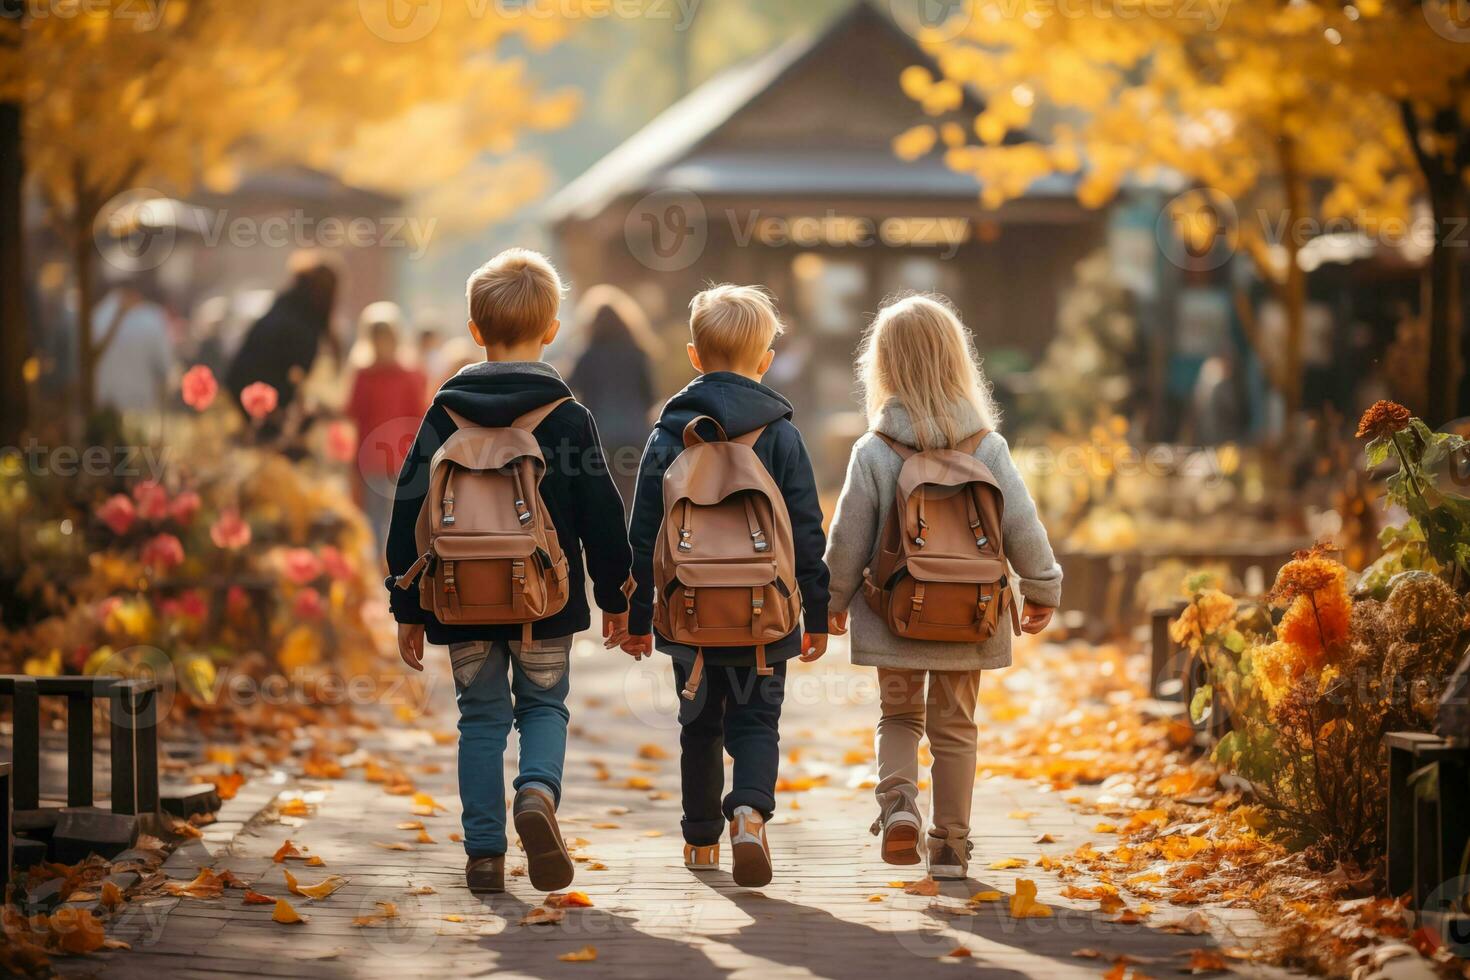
left=882, top=556, right=1009, bottom=642
left=661, top=561, right=793, bottom=645
left=431, top=533, right=550, bottom=624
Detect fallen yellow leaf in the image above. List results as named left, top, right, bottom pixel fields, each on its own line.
left=989, top=857, right=1027, bottom=870
left=968, top=891, right=1003, bottom=903
left=1009, top=879, right=1053, bottom=919
left=558, top=946, right=598, bottom=962
left=272, top=899, right=307, bottom=924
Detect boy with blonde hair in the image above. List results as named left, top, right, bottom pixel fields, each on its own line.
left=388, top=248, right=632, bottom=894
left=623, top=284, right=830, bottom=887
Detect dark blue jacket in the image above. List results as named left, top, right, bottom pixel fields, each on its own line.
left=384, top=363, right=631, bottom=645
left=627, top=372, right=830, bottom=664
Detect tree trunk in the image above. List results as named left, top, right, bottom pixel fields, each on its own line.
left=1427, top=178, right=1465, bottom=425
left=0, top=2, right=26, bottom=446
left=72, top=206, right=97, bottom=420
left=0, top=98, right=26, bottom=446
left=1279, top=137, right=1307, bottom=427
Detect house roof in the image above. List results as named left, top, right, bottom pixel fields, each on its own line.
left=545, top=2, right=1071, bottom=224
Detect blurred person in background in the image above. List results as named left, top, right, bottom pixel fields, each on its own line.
left=92, top=272, right=175, bottom=415
left=568, top=285, right=660, bottom=506
left=346, top=302, right=427, bottom=547
left=225, top=250, right=342, bottom=433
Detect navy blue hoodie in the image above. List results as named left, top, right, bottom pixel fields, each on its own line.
left=627, top=372, right=830, bottom=665
left=384, top=362, right=632, bottom=645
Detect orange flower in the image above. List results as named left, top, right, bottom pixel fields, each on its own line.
left=1355, top=400, right=1411, bottom=440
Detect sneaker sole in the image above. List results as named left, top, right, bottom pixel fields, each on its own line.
left=466, top=877, right=504, bottom=894
left=881, top=821, right=923, bottom=866
left=514, top=806, right=575, bottom=892
left=730, top=832, right=772, bottom=888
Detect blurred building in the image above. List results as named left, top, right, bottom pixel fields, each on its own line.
left=546, top=2, right=1108, bottom=479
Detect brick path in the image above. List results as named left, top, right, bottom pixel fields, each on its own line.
left=65, top=636, right=1296, bottom=979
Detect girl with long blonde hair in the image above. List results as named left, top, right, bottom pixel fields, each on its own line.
left=824, top=293, right=1062, bottom=879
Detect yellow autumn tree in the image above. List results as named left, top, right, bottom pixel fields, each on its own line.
left=0, top=0, right=581, bottom=415
left=894, top=0, right=1461, bottom=424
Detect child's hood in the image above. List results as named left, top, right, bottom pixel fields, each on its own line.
left=656, top=371, right=793, bottom=440
left=873, top=398, right=990, bottom=446
left=432, top=361, right=574, bottom=427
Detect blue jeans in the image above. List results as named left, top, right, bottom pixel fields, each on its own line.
left=451, top=636, right=571, bottom=857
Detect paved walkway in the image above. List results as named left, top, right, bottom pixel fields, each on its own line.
left=68, top=635, right=1292, bottom=979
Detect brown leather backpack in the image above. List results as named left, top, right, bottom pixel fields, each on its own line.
left=394, top=398, right=571, bottom=644
left=862, top=430, right=1021, bottom=642
left=654, top=416, right=801, bottom=699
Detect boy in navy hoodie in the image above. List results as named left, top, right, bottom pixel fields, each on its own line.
left=623, top=285, right=830, bottom=887
left=387, top=249, right=632, bottom=894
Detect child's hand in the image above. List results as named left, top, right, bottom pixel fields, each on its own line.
left=621, top=634, right=653, bottom=661
left=397, top=623, right=425, bottom=671
left=828, top=611, right=849, bottom=635
left=602, top=610, right=630, bottom=649
left=1020, top=600, right=1055, bottom=634
left=799, top=632, right=828, bottom=662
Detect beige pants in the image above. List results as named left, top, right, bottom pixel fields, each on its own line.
left=875, top=668, right=982, bottom=841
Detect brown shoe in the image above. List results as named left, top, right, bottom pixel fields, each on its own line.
left=513, top=786, right=574, bottom=892
left=870, top=790, right=923, bottom=866
left=927, top=835, right=971, bottom=880
left=729, top=806, right=772, bottom=888
left=465, top=855, right=504, bottom=893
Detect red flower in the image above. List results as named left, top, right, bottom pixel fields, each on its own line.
left=325, top=421, right=356, bottom=464
left=226, top=585, right=251, bottom=619
left=1355, top=400, right=1412, bottom=441
left=169, top=490, right=202, bottom=526
left=240, top=382, right=279, bottom=421
left=141, top=533, right=185, bottom=573
left=282, top=548, right=323, bottom=586
left=319, top=545, right=354, bottom=582
left=210, top=510, right=252, bottom=550
left=292, top=587, right=325, bottom=620
left=176, top=589, right=208, bottom=621
left=132, top=480, right=169, bottom=522
left=181, top=365, right=219, bottom=412
left=96, top=494, right=136, bottom=536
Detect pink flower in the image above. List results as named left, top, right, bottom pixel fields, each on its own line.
left=240, top=381, right=279, bottom=421
left=226, top=585, right=251, bottom=619
left=292, top=587, right=324, bottom=620
left=169, top=490, right=202, bottom=526
left=176, top=589, right=208, bottom=621
left=181, top=365, right=219, bottom=411
left=96, top=494, right=136, bottom=536
left=132, top=480, right=169, bottom=522
left=325, top=421, right=356, bottom=464
left=140, top=533, right=185, bottom=573
left=319, top=545, right=354, bottom=582
left=210, top=510, right=252, bottom=550
left=96, top=596, right=123, bottom=623
left=282, top=547, right=323, bottom=586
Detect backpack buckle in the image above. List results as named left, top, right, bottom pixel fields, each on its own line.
left=678, top=529, right=693, bottom=552
left=752, top=596, right=764, bottom=616
left=442, top=496, right=456, bottom=525
left=913, top=536, right=926, bottom=547
left=975, top=535, right=988, bottom=548
left=751, top=529, right=769, bottom=553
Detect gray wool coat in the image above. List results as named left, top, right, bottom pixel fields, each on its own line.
left=823, top=401, right=1063, bottom=671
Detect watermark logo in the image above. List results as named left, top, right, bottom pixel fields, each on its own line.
left=1423, top=876, right=1470, bottom=957
left=1425, top=0, right=1470, bottom=42
left=889, top=0, right=973, bottom=41
left=94, top=187, right=178, bottom=272
left=360, top=0, right=442, bottom=42
left=90, top=645, right=177, bottom=729
left=1156, top=187, right=1238, bottom=271
left=624, top=188, right=708, bottom=273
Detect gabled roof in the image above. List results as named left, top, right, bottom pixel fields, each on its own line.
left=545, top=2, right=1048, bottom=224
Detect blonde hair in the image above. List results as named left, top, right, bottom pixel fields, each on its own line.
left=856, top=294, right=999, bottom=450
left=465, top=247, right=563, bottom=346
left=689, top=284, right=784, bottom=366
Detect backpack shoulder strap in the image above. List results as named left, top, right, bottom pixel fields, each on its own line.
left=731, top=424, right=767, bottom=448
left=683, top=415, right=728, bottom=448
left=442, top=405, right=476, bottom=430
left=511, top=396, right=573, bottom=433
left=956, top=428, right=991, bottom=457
left=875, top=431, right=918, bottom=461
